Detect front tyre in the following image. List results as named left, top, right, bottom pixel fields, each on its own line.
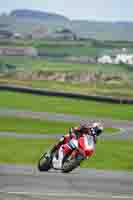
left=38, top=154, right=51, bottom=172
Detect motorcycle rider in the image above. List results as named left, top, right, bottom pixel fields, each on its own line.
left=46, top=122, right=103, bottom=169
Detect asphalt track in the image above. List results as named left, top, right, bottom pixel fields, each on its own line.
left=0, top=167, right=133, bottom=200
left=0, top=129, right=132, bottom=139
left=0, top=108, right=133, bottom=129
left=0, top=108, right=133, bottom=139
left=0, top=108, right=133, bottom=199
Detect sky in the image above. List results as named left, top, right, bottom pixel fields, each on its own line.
left=0, top=0, right=133, bottom=21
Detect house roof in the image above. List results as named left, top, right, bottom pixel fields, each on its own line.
left=99, top=48, right=133, bottom=57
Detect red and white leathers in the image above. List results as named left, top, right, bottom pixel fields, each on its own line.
left=52, top=133, right=78, bottom=169
left=52, top=127, right=97, bottom=169
left=78, top=133, right=96, bottom=158
left=69, top=126, right=97, bottom=158
left=60, top=135, right=95, bottom=158
left=50, top=122, right=102, bottom=157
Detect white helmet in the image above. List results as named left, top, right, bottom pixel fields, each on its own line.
left=92, top=122, right=103, bottom=136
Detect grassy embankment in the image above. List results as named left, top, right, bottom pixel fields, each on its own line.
left=0, top=137, right=133, bottom=171
left=0, top=40, right=133, bottom=170
left=1, top=38, right=133, bottom=49
left=0, top=91, right=133, bottom=121
left=35, top=43, right=101, bottom=57
left=0, top=116, right=118, bottom=134
left=0, top=55, right=133, bottom=98
left=33, top=39, right=133, bottom=56
left=1, top=79, right=133, bottom=98
left=0, top=55, right=131, bottom=72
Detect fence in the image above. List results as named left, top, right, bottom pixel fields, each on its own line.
left=0, top=85, right=133, bottom=105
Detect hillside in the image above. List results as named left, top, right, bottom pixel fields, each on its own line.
left=0, top=9, right=133, bottom=41
left=72, top=20, right=133, bottom=41
left=10, top=9, right=69, bottom=22
left=0, top=9, right=71, bottom=34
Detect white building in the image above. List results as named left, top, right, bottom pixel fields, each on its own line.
left=115, top=54, right=133, bottom=65
left=97, top=55, right=113, bottom=64
left=98, top=53, right=133, bottom=65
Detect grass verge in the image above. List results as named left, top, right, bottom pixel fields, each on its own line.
left=0, top=56, right=131, bottom=72
left=1, top=79, right=133, bottom=98
left=0, top=137, right=133, bottom=171
left=81, top=138, right=133, bottom=171
left=0, top=91, right=133, bottom=120
left=0, top=137, right=56, bottom=164
left=0, top=116, right=118, bottom=134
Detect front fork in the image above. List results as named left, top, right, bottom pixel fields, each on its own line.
left=69, top=149, right=85, bottom=162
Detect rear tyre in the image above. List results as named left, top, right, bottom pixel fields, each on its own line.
left=38, top=154, right=51, bottom=172
left=62, top=158, right=80, bottom=173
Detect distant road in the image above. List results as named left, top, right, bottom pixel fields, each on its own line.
left=0, top=108, right=133, bottom=128
left=0, top=130, right=131, bottom=139
left=0, top=108, right=133, bottom=139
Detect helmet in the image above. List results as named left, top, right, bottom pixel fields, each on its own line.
left=92, top=122, right=103, bottom=136
left=79, top=121, right=90, bottom=134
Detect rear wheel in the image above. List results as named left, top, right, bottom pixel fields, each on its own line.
left=62, top=158, right=80, bottom=173
left=38, top=153, right=51, bottom=172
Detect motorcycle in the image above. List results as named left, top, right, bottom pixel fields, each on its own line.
left=38, top=134, right=95, bottom=173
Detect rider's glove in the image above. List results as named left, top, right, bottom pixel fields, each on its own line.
left=69, top=139, right=78, bottom=150
left=90, top=128, right=96, bottom=136
left=45, top=152, right=51, bottom=159
left=69, top=127, right=74, bottom=138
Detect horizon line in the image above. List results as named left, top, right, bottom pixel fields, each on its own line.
left=0, top=8, right=133, bottom=23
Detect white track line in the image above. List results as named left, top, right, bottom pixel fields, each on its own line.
left=0, top=191, right=133, bottom=199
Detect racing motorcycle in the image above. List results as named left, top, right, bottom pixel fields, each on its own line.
left=38, top=133, right=95, bottom=173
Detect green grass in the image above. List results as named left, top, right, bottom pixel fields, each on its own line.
left=0, top=116, right=118, bottom=134
left=0, top=137, right=56, bottom=164
left=1, top=38, right=133, bottom=50
left=0, top=117, right=76, bottom=134
left=26, top=80, right=133, bottom=98
left=0, top=91, right=133, bottom=121
left=32, top=39, right=93, bottom=47
left=36, top=46, right=101, bottom=57
left=0, top=137, right=133, bottom=171
left=0, top=56, right=43, bottom=70
left=81, top=138, right=133, bottom=171
left=0, top=39, right=106, bottom=58
left=33, top=40, right=103, bottom=57
left=0, top=39, right=33, bottom=47
left=0, top=55, right=131, bottom=73
left=105, top=127, right=119, bottom=133
left=1, top=79, right=133, bottom=98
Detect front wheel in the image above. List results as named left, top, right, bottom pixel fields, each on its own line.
left=38, top=153, right=51, bottom=172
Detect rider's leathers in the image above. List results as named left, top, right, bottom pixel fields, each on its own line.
left=52, top=130, right=96, bottom=169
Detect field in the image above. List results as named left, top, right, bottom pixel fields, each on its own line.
left=0, top=39, right=112, bottom=57
left=0, top=91, right=133, bottom=120
left=0, top=116, right=118, bottom=134
left=36, top=44, right=101, bottom=57
left=1, top=55, right=133, bottom=98
left=1, top=38, right=133, bottom=99
left=0, top=39, right=133, bottom=172
left=0, top=137, right=133, bottom=171
left=17, top=80, right=133, bottom=98
left=1, top=79, right=133, bottom=98
left=0, top=137, right=56, bottom=164
left=81, top=138, right=133, bottom=171
left=0, top=55, right=132, bottom=72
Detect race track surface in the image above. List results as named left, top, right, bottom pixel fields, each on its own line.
left=0, top=167, right=133, bottom=200
left=0, top=108, right=133, bottom=129
left=0, top=108, right=133, bottom=199
left=0, top=129, right=132, bottom=139
left=0, top=108, right=133, bottom=139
